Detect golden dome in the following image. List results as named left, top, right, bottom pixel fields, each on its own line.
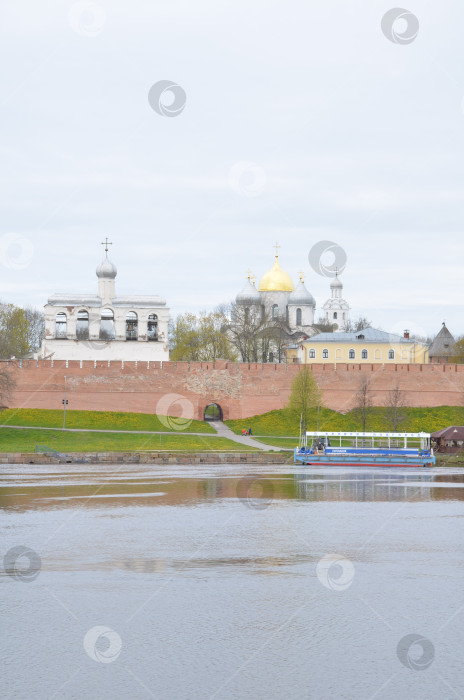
left=258, top=257, right=294, bottom=292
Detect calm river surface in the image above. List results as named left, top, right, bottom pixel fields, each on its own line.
left=1, top=463, right=464, bottom=700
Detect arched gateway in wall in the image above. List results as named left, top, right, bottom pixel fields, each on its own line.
left=203, top=403, right=223, bottom=421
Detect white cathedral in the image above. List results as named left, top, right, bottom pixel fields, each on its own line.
left=41, top=242, right=170, bottom=362
left=235, top=247, right=350, bottom=337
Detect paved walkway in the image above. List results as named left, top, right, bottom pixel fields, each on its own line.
left=208, top=421, right=286, bottom=451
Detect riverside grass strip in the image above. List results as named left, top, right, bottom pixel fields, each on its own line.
left=0, top=428, right=257, bottom=453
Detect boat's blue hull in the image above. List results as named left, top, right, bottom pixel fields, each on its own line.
left=294, top=448, right=435, bottom=467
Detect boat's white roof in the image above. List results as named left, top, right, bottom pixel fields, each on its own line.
left=305, top=431, right=430, bottom=438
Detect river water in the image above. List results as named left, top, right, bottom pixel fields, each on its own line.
left=1, top=463, right=463, bottom=700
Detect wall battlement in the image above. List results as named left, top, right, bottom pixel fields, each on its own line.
left=4, top=359, right=464, bottom=374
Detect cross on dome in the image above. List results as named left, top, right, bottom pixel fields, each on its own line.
left=273, top=242, right=280, bottom=259
left=101, top=237, right=113, bottom=254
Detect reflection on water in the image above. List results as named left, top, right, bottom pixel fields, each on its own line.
left=1, top=464, right=463, bottom=700
left=1, top=464, right=464, bottom=511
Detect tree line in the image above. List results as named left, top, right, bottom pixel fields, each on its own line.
left=288, top=368, right=422, bottom=433
left=0, top=301, right=45, bottom=359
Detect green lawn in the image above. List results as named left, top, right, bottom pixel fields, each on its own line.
left=226, top=406, right=464, bottom=436
left=0, top=428, right=256, bottom=453
left=0, top=408, right=215, bottom=433
left=254, top=437, right=297, bottom=448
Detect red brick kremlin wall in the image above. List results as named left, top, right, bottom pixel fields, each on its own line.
left=3, top=359, right=464, bottom=420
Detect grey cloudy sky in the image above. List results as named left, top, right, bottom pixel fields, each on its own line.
left=1, top=0, right=463, bottom=338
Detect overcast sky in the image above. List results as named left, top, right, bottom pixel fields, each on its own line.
left=1, top=0, right=463, bottom=338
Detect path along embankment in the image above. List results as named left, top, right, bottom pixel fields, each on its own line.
left=0, top=451, right=292, bottom=465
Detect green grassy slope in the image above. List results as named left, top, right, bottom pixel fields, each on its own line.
left=226, top=406, right=464, bottom=436
left=0, top=408, right=214, bottom=433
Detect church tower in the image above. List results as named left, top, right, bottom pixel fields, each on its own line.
left=287, top=271, right=315, bottom=328
left=322, top=271, right=350, bottom=331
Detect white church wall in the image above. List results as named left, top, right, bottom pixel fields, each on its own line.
left=41, top=338, right=169, bottom=362
left=287, top=304, right=314, bottom=328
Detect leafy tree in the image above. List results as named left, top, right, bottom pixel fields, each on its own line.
left=0, top=303, right=29, bottom=359
left=353, top=375, right=373, bottom=431
left=384, top=384, right=407, bottom=431
left=169, top=310, right=237, bottom=361
left=0, top=363, right=16, bottom=408
left=451, top=338, right=464, bottom=364
left=287, top=366, right=323, bottom=430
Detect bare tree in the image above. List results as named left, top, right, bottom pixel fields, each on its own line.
left=314, top=316, right=336, bottom=333
left=226, top=303, right=280, bottom=363
left=353, top=376, right=373, bottom=432
left=344, top=316, right=372, bottom=333
left=24, top=307, right=45, bottom=353
left=384, top=384, right=407, bottom=432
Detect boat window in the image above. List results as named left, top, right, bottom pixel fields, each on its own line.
left=296, top=308, right=302, bottom=325
left=349, top=349, right=355, bottom=359
left=361, top=349, right=368, bottom=359
left=272, top=304, right=278, bottom=319
left=388, top=349, right=395, bottom=360
left=322, top=349, right=329, bottom=359
left=309, top=349, right=315, bottom=359
left=333, top=312, right=337, bottom=319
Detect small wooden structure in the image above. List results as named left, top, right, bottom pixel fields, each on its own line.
left=431, top=426, right=464, bottom=454
left=428, top=323, right=456, bottom=363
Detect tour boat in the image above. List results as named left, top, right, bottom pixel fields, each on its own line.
left=294, top=431, right=435, bottom=467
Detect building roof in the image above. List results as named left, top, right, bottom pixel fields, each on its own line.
left=96, top=254, right=117, bottom=279
left=302, top=326, right=417, bottom=344
left=236, top=278, right=261, bottom=304
left=288, top=280, right=315, bottom=307
left=258, top=256, right=294, bottom=292
left=431, top=426, right=464, bottom=440
left=46, top=294, right=166, bottom=308
left=428, top=323, right=455, bottom=358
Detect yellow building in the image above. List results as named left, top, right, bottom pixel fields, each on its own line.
left=286, top=327, right=429, bottom=364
